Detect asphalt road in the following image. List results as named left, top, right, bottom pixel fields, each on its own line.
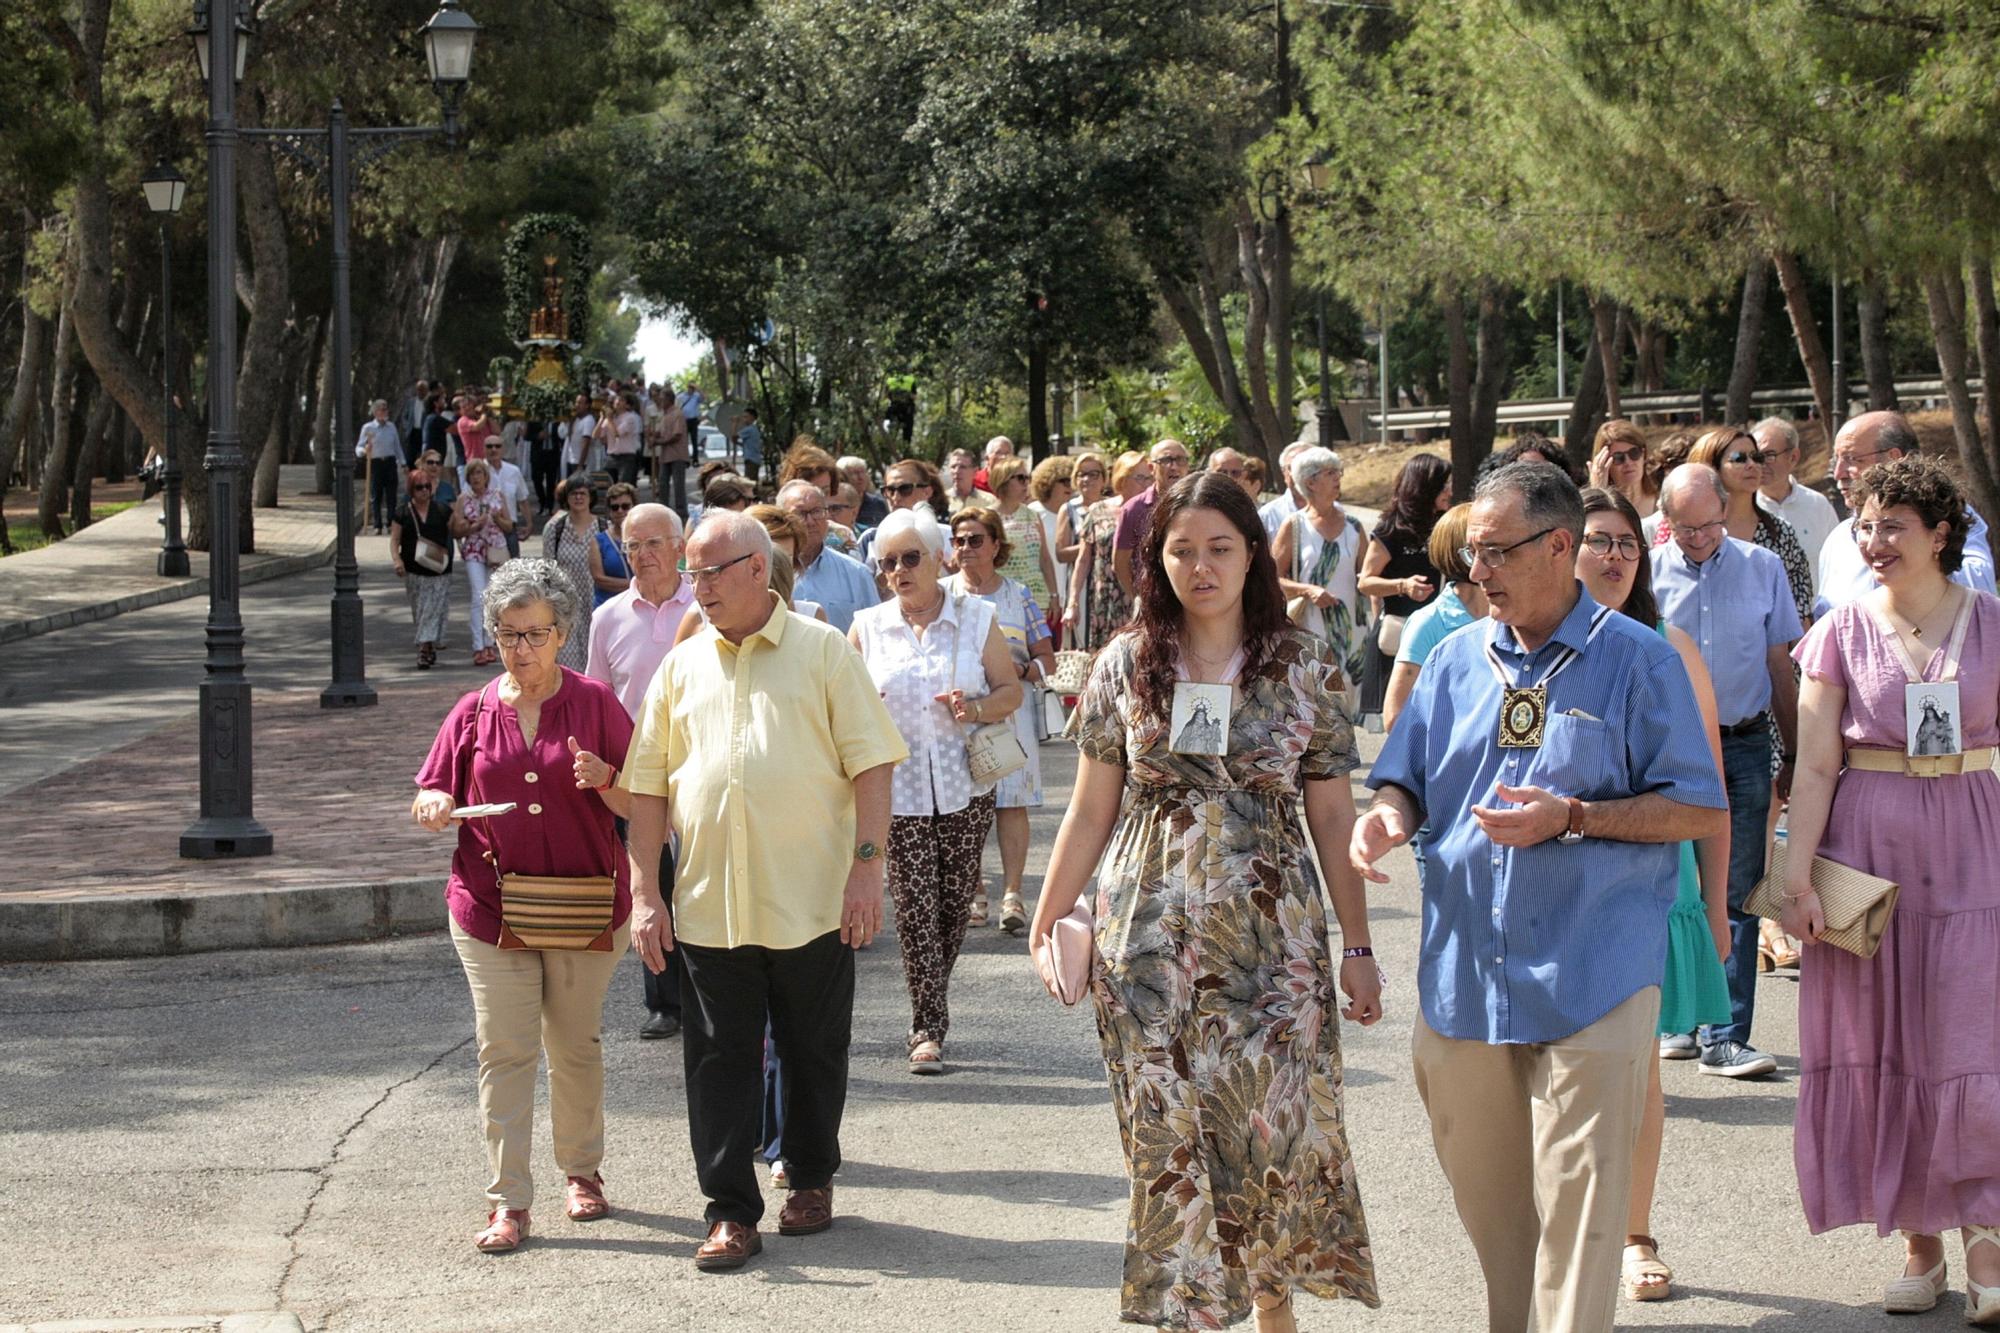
left=0, top=729, right=1963, bottom=1333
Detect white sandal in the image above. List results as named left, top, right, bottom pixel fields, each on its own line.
left=1966, top=1225, right=2000, bottom=1325
left=1884, top=1243, right=1947, bottom=1314
left=1622, top=1236, right=1671, bottom=1301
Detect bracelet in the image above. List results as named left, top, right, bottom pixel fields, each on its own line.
left=1780, top=887, right=1814, bottom=901
left=1342, top=946, right=1374, bottom=959
left=595, top=767, right=617, bottom=791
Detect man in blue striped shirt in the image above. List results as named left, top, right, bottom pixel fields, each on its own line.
left=1354, top=462, right=1728, bottom=1332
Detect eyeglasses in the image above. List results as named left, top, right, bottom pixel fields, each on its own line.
left=1459, top=526, right=1557, bottom=570
left=1853, top=519, right=1915, bottom=543
left=495, top=625, right=558, bottom=650
left=409, top=484, right=432, bottom=493
left=608, top=502, right=634, bottom=512
left=687, top=552, right=754, bottom=582
left=1605, top=448, right=1644, bottom=466
left=1722, top=450, right=1758, bottom=466
left=1154, top=455, right=1190, bottom=468
left=1755, top=446, right=1794, bottom=464
left=876, top=550, right=926, bottom=574
left=884, top=482, right=922, bottom=497
left=1676, top=518, right=1727, bottom=539
left=1214, top=466, right=1246, bottom=479
left=1074, top=469, right=1104, bottom=482
left=621, top=536, right=673, bottom=557
left=1832, top=445, right=1896, bottom=472
left=951, top=532, right=988, bottom=549
left=1580, top=532, right=1644, bottom=559
left=790, top=504, right=828, bottom=520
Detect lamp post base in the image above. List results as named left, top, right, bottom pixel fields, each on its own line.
left=180, top=817, right=275, bottom=860
left=320, top=680, right=378, bottom=709
left=158, top=550, right=191, bottom=578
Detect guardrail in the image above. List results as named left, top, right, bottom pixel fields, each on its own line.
left=1364, top=377, right=1984, bottom=433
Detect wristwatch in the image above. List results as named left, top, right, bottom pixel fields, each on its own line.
left=855, top=841, right=881, bottom=863
left=1555, top=796, right=1586, bottom=845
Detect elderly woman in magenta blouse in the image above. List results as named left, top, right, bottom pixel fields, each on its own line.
left=411, top=558, right=635, bottom=1255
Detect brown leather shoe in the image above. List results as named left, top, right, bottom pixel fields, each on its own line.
left=473, top=1207, right=529, bottom=1253
left=694, top=1220, right=763, bottom=1271
left=777, top=1187, right=834, bottom=1236
left=565, top=1173, right=610, bottom=1222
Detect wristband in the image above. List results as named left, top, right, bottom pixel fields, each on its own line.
left=595, top=767, right=617, bottom=791
left=1342, top=946, right=1374, bottom=959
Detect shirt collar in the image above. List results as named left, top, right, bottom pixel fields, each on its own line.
left=1671, top=532, right=1737, bottom=572
left=1491, top=582, right=1602, bottom=657
left=632, top=575, right=692, bottom=612
left=745, top=592, right=789, bottom=647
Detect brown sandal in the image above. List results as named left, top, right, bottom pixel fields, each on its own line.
left=1623, top=1235, right=1671, bottom=1301
left=474, top=1207, right=529, bottom=1253
left=565, top=1173, right=610, bottom=1221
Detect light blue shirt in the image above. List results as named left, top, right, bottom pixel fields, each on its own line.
left=795, top=545, right=881, bottom=633
left=1368, top=585, right=1727, bottom=1045
left=1814, top=504, right=1996, bottom=617
left=1651, top=536, right=1803, bottom=727
left=1397, top=585, right=1477, bottom=666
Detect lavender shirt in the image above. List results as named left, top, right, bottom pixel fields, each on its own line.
left=415, top=668, right=635, bottom=945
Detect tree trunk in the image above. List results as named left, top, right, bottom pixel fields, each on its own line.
left=1920, top=268, right=1989, bottom=511
left=69, top=383, right=114, bottom=530
left=37, top=297, right=78, bottom=538
left=1772, top=249, right=1835, bottom=431
left=1631, top=320, right=1667, bottom=393
left=1271, top=208, right=1293, bottom=442
left=1858, top=273, right=1898, bottom=411
left=1443, top=290, right=1478, bottom=498
left=234, top=114, right=293, bottom=533
left=1964, top=256, right=2000, bottom=520
left=1154, top=256, right=1265, bottom=463
left=0, top=222, right=51, bottom=554
left=1026, top=332, right=1049, bottom=462
left=1725, top=258, right=1769, bottom=424
left=1233, top=199, right=1286, bottom=459
left=1562, top=319, right=1607, bottom=472
left=1592, top=296, right=1623, bottom=418
left=1472, top=282, right=1508, bottom=451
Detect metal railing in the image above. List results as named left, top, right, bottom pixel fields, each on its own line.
left=1364, top=377, right=1985, bottom=433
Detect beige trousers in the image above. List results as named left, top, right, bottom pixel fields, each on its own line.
left=1412, top=986, right=1659, bottom=1333
left=451, top=918, right=630, bottom=1210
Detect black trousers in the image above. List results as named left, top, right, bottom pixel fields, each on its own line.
left=679, top=929, right=854, bottom=1226
left=642, top=841, right=682, bottom=1019
left=367, top=458, right=401, bottom=530
left=531, top=446, right=563, bottom=511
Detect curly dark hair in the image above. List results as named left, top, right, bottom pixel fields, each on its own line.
left=1125, top=472, right=1291, bottom=723
left=1375, top=452, right=1452, bottom=545
left=1854, top=455, right=1969, bottom=574
left=1477, top=432, right=1583, bottom=487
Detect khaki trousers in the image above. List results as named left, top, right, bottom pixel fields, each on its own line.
left=1412, top=986, right=1659, bottom=1333
left=451, top=919, right=629, bottom=1209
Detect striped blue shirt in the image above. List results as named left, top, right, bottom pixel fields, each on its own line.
left=1367, top=585, right=1727, bottom=1044
left=1650, top=536, right=1802, bottom=727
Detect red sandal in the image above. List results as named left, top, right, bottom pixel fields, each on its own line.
left=474, top=1207, right=529, bottom=1253
left=565, top=1173, right=610, bottom=1222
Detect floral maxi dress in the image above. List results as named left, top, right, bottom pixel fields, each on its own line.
left=1067, top=630, right=1379, bottom=1329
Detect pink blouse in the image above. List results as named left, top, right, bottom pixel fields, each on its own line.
left=414, top=667, right=635, bottom=945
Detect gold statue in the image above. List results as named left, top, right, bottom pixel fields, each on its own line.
left=530, top=254, right=567, bottom=340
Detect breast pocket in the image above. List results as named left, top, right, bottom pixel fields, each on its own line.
left=1532, top=712, right=1616, bottom=800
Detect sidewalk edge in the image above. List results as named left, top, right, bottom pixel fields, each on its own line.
left=0, top=878, right=445, bottom=962
left=0, top=545, right=334, bottom=646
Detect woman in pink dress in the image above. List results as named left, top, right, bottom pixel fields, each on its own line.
left=1782, top=456, right=2000, bottom=1321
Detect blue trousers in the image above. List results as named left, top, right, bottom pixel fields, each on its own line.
left=1700, top=728, right=1772, bottom=1049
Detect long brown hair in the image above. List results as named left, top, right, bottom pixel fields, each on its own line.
left=1126, top=472, right=1290, bottom=722
left=1580, top=486, right=1658, bottom=628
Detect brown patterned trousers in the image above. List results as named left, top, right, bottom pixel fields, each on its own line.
left=887, top=792, right=996, bottom=1048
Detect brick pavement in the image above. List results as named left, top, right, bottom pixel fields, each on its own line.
left=0, top=466, right=340, bottom=644
left=0, top=678, right=469, bottom=904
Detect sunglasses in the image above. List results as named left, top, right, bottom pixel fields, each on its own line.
left=409, top=484, right=432, bottom=493
left=951, top=532, right=988, bottom=549
left=608, top=502, right=633, bottom=512
left=876, top=550, right=926, bottom=574
left=1723, top=450, right=1758, bottom=466
left=884, top=482, right=923, bottom=497
left=1606, top=448, right=1644, bottom=466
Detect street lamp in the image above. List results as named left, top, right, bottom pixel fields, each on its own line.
left=240, top=0, right=478, bottom=711
left=182, top=0, right=271, bottom=859
left=141, top=160, right=190, bottom=579
left=187, top=0, right=250, bottom=87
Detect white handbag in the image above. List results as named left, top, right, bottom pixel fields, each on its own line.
left=953, top=593, right=1028, bottom=786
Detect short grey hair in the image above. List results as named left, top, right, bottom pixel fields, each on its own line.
left=371, top=399, right=390, bottom=412
left=1660, top=463, right=1727, bottom=519
left=1878, top=413, right=1920, bottom=456
left=689, top=508, right=775, bottom=562
left=776, top=479, right=822, bottom=509
left=1291, top=446, right=1345, bottom=491
left=483, top=558, right=582, bottom=640
left=874, top=506, right=946, bottom=557
left=1279, top=440, right=1310, bottom=473
left=623, top=501, right=682, bottom=538
left=836, top=455, right=869, bottom=479
left=1474, top=460, right=1586, bottom=542
left=1752, top=416, right=1798, bottom=452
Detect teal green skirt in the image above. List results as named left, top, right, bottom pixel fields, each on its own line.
left=1659, top=841, right=1732, bottom=1035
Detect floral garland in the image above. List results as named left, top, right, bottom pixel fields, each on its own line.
left=501, top=212, right=593, bottom=348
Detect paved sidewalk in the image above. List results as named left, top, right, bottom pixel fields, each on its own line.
left=0, top=466, right=340, bottom=644
left=0, top=678, right=468, bottom=961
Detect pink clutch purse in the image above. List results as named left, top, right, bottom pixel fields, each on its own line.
left=1032, top=899, right=1096, bottom=1006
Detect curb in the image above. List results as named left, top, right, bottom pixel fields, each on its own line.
left=0, top=878, right=447, bottom=962
left=0, top=545, right=334, bottom=646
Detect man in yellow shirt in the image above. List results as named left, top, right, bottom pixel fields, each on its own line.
left=623, top=509, right=907, bottom=1272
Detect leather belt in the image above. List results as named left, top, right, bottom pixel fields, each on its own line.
left=1845, top=745, right=1997, bottom=778
left=1721, top=713, right=1770, bottom=737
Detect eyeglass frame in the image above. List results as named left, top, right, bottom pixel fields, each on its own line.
left=875, top=550, right=927, bottom=574
left=687, top=551, right=755, bottom=582
left=1458, top=526, right=1558, bottom=571
left=1579, top=531, right=1645, bottom=559
left=495, top=624, right=560, bottom=651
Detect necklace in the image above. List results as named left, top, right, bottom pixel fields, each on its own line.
left=1889, top=583, right=1954, bottom=639
left=901, top=590, right=946, bottom=624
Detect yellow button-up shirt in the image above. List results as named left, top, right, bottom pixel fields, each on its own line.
left=621, top=594, right=909, bottom=951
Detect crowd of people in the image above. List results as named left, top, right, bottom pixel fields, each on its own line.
left=403, top=407, right=1999, bottom=1332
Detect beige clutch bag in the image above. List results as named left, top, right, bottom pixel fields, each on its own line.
left=1032, top=900, right=1096, bottom=1006
left=1746, top=842, right=1900, bottom=959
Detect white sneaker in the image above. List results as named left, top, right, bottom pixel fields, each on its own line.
left=1658, top=1033, right=1697, bottom=1060
left=769, top=1160, right=788, bottom=1188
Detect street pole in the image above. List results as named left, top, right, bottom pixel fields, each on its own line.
left=320, top=100, right=375, bottom=708
left=1378, top=296, right=1390, bottom=449
left=1555, top=282, right=1567, bottom=443
left=156, top=222, right=190, bottom=578
left=1315, top=290, right=1332, bottom=443
left=182, top=2, right=272, bottom=860
left=1830, top=263, right=1846, bottom=435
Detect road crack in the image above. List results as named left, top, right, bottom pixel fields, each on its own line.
left=273, top=1034, right=474, bottom=1308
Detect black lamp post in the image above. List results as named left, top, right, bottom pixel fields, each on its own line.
left=181, top=0, right=270, bottom=859
left=234, top=0, right=478, bottom=710
left=141, top=160, right=190, bottom=579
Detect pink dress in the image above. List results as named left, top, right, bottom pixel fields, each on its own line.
left=1791, top=595, right=2000, bottom=1236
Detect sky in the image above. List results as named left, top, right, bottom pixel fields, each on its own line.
left=632, top=308, right=710, bottom=385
